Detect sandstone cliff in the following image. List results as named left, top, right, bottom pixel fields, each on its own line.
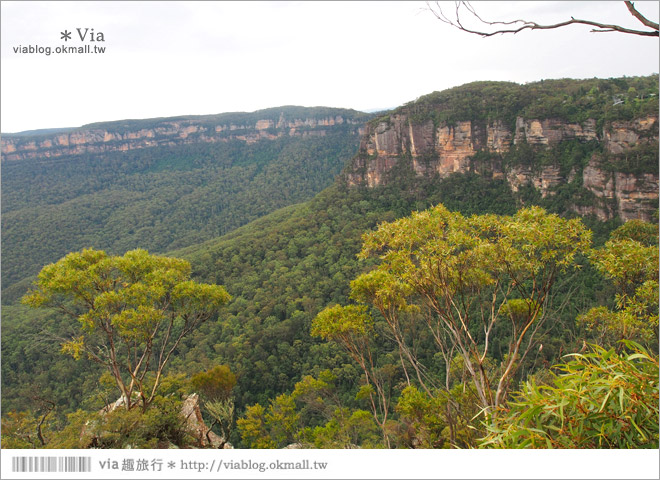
left=346, top=112, right=658, bottom=222
left=1, top=109, right=366, bottom=162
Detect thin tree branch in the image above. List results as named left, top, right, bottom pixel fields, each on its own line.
left=428, top=1, right=659, bottom=37
left=625, top=1, right=659, bottom=30
left=33, top=397, right=55, bottom=447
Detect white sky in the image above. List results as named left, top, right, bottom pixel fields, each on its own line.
left=1, top=1, right=658, bottom=133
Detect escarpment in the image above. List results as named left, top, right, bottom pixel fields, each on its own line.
left=1, top=108, right=367, bottom=162
left=345, top=79, right=658, bottom=222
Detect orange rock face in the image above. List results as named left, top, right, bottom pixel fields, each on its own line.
left=346, top=112, right=658, bottom=222
left=1, top=115, right=360, bottom=161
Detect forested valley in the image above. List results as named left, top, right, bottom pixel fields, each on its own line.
left=2, top=107, right=369, bottom=300
left=1, top=77, right=658, bottom=450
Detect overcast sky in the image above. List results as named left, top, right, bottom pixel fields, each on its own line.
left=1, top=1, right=658, bottom=133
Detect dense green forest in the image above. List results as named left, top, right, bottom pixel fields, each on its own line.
left=1, top=76, right=658, bottom=449
left=396, top=75, right=659, bottom=130
left=2, top=115, right=366, bottom=299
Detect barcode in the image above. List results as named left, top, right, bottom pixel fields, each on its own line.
left=11, top=456, right=92, bottom=473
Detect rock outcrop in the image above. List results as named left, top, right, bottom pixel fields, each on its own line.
left=181, top=393, right=231, bottom=449
left=578, top=158, right=659, bottom=221
left=1, top=111, right=364, bottom=162
left=514, top=117, right=598, bottom=145
left=82, top=393, right=231, bottom=449
left=346, top=112, right=658, bottom=222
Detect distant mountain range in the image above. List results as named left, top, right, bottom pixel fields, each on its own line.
left=1, top=76, right=657, bottom=440
left=1, top=106, right=372, bottom=297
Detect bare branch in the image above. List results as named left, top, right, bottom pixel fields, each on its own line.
left=428, top=1, right=659, bottom=37
left=625, top=1, right=659, bottom=30
left=30, top=396, right=55, bottom=447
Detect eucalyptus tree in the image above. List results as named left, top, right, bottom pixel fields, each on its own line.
left=315, top=205, right=592, bottom=412
left=23, top=248, right=230, bottom=411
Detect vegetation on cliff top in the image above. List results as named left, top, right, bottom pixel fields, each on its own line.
left=1, top=77, right=658, bottom=450
left=3, top=105, right=372, bottom=142
left=375, top=75, right=659, bottom=130
left=2, top=129, right=362, bottom=297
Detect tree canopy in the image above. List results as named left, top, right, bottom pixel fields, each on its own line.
left=22, top=248, right=230, bottom=410
left=346, top=204, right=592, bottom=410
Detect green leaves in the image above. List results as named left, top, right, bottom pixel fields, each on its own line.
left=348, top=203, right=592, bottom=408
left=311, top=304, right=373, bottom=340
left=579, top=221, right=659, bottom=350
left=172, top=280, right=231, bottom=314
left=359, top=205, right=591, bottom=302
left=112, top=306, right=164, bottom=342
left=494, top=206, right=592, bottom=274
left=22, top=248, right=231, bottom=410
left=61, top=336, right=85, bottom=361
left=190, top=365, right=236, bottom=402
left=237, top=404, right=276, bottom=449
left=22, top=249, right=109, bottom=307
left=349, top=269, right=413, bottom=312
left=481, top=342, right=659, bottom=448
left=236, top=371, right=385, bottom=449
left=501, top=298, right=542, bottom=325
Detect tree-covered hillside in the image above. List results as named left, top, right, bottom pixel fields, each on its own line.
left=1, top=170, right=627, bottom=443
left=2, top=108, right=368, bottom=300
left=395, top=75, right=659, bottom=129
left=2, top=77, right=657, bottom=450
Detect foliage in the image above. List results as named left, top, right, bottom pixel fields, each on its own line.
left=395, top=386, right=447, bottom=448
left=481, top=342, right=659, bottom=448
left=49, top=395, right=194, bottom=449
left=237, top=371, right=384, bottom=449
left=3, top=77, right=657, bottom=449
left=394, top=75, right=659, bottom=129
left=236, top=404, right=276, bottom=449
left=40, top=410, right=94, bottom=449
left=302, top=408, right=383, bottom=448
left=0, top=303, right=103, bottom=415
left=578, top=221, right=659, bottom=350
left=2, top=170, right=616, bottom=443
left=2, top=121, right=363, bottom=297
left=395, top=383, right=483, bottom=448
left=204, top=399, right=235, bottom=445
left=1, top=410, right=55, bottom=449
left=483, top=222, right=659, bottom=449
left=312, top=304, right=393, bottom=446
left=350, top=204, right=592, bottom=409
left=2, top=372, right=201, bottom=449
left=190, top=365, right=237, bottom=402
left=166, top=173, right=523, bottom=427
left=599, top=142, right=660, bottom=176
left=609, top=219, right=658, bottom=246
left=21, top=248, right=230, bottom=410
left=190, top=364, right=237, bottom=445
